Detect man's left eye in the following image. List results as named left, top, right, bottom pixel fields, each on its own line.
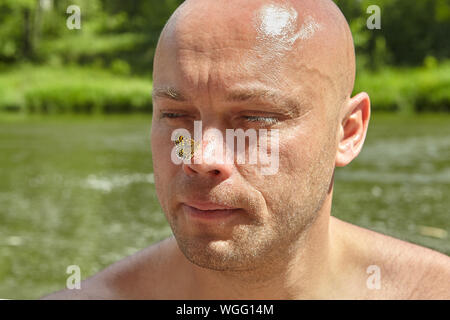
left=243, top=116, right=279, bottom=125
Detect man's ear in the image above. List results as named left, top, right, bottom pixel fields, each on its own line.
left=335, top=92, right=371, bottom=167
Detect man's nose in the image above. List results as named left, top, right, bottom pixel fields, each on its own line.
left=182, top=130, right=233, bottom=180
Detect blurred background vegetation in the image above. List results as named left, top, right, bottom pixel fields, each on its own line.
left=0, top=0, right=449, bottom=113
left=0, top=0, right=449, bottom=299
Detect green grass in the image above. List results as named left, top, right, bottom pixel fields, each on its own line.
left=354, top=62, right=450, bottom=113
left=0, top=65, right=153, bottom=113
left=1, top=62, right=450, bottom=115
left=0, top=113, right=449, bottom=299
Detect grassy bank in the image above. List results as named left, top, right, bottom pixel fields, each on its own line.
left=0, top=62, right=449, bottom=114
left=0, top=65, right=153, bottom=113
left=354, top=62, right=450, bottom=113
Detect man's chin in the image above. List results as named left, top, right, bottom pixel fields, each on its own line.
left=175, top=236, right=254, bottom=271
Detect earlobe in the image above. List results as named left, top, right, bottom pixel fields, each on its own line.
left=335, top=92, right=370, bottom=167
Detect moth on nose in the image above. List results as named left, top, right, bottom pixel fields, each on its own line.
left=172, top=134, right=201, bottom=161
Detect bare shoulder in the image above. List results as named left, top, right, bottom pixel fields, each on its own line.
left=41, top=236, right=179, bottom=300
left=332, top=217, right=450, bottom=299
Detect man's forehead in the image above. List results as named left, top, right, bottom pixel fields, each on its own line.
left=166, top=0, right=259, bottom=51
left=166, top=0, right=322, bottom=53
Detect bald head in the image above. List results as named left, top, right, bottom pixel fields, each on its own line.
left=154, top=0, right=355, bottom=107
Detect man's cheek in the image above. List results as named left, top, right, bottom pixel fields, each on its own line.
left=277, top=138, right=310, bottom=174
left=152, top=131, right=174, bottom=167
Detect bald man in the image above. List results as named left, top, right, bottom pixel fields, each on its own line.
left=43, top=0, right=450, bottom=299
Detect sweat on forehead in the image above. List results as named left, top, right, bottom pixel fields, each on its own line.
left=155, top=0, right=355, bottom=101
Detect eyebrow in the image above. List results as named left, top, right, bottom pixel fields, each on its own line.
left=225, top=87, right=304, bottom=117
left=152, top=86, right=305, bottom=117
left=152, top=87, right=187, bottom=102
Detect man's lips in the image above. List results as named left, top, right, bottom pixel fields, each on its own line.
left=183, top=201, right=238, bottom=211
left=181, top=201, right=242, bottom=220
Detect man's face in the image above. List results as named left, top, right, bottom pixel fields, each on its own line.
left=151, top=1, right=340, bottom=271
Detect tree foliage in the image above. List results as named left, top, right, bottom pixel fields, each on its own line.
left=335, top=0, right=450, bottom=70
left=0, top=0, right=448, bottom=73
